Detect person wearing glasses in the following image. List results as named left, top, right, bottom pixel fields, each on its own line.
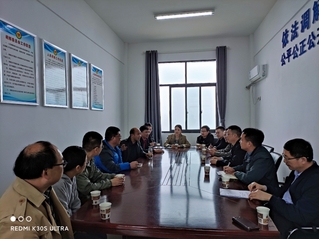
left=53, top=146, right=86, bottom=216
left=248, top=138, right=319, bottom=239
left=196, top=125, right=215, bottom=147
left=76, top=131, right=124, bottom=204
left=224, top=128, right=278, bottom=188
left=0, top=141, right=74, bottom=239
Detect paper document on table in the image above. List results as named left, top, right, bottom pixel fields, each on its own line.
left=217, top=171, right=237, bottom=179
left=220, top=188, right=250, bottom=199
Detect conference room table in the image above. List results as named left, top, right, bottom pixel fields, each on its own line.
left=71, top=148, right=279, bottom=239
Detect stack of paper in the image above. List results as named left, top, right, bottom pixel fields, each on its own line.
left=219, top=188, right=250, bottom=199
left=217, top=171, right=237, bottom=179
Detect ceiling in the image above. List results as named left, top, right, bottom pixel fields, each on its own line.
left=84, top=0, right=277, bottom=44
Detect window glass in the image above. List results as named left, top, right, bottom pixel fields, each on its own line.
left=187, top=61, right=216, bottom=83
left=171, top=87, right=185, bottom=130
left=159, top=63, right=185, bottom=84
left=187, top=87, right=199, bottom=130
left=201, top=86, right=216, bottom=127
left=160, top=86, right=170, bottom=131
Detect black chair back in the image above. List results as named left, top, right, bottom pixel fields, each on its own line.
left=263, top=144, right=274, bottom=152
left=270, top=151, right=282, bottom=172
left=287, top=227, right=319, bottom=239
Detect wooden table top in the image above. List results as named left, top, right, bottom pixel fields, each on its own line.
left=71, top=148, right=279, bottom=239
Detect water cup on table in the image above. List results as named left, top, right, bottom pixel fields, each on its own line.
left=202, top=147, right=207, bottom=154
left=196, top=143, right=201, bottom=149
left=204, top=165, right=210, bottom=175
left=256, top=206, right=270, bottom=225
left=148, top=146, right=153, bottom=159
left=201, top=154, right=206, bottom=164
left=221, top=175, right=230, bottom=188
left=90, top=190, right=101, bottom=205
left=99, top=202, right=112, bottom=220
left=115, top=173, right=125, bottom=182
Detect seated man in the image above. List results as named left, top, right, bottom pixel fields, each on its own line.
left=224, top=128, right=278, bottom=188
left=0, top=141, right=74, bottom=239
left=53, top=146, right=87, bottom=216
left=248, top=138, right=319, bottom=239
left=196, top=125, right=215, bottom=147
left=210, top=125, right=246, bottom=167
left=121, top=127, right=150, bottom=162
left=209, top=130, right=232, bottom=158
left=77, top=131, right=124, bottom=204
left=212, top=126, right=228, bottom=149
left=95, top=126, right=139, bottom=173
left=139, top=125, right=152, bottom=152
left=144, top=122, right=155, bottom=146
left=140, top=125, right=163, bottom=154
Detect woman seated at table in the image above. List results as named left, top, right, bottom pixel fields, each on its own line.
left=164, top=124, right=191, bottom=148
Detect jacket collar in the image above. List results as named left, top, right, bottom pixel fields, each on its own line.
left=12, top=177, right=46, bottom=208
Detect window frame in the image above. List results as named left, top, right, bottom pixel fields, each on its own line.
left=159, top=60, right=217, bottom=133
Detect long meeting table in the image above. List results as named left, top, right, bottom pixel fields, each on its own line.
left=71, top=148, right=279, bottom=239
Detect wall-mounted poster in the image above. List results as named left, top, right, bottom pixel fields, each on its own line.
left=43, top=40, right=67, bottom=107
left=0, top=18, right=37, bottom=105
left=70, top=54, right=88, bottom=109
left=90, top=64, right=104, bottom=110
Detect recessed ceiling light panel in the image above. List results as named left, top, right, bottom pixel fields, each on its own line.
left=155, top=10, right=214, bottom=20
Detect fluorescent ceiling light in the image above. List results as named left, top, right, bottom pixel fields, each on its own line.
left=155, top=10, right=214, bottom=20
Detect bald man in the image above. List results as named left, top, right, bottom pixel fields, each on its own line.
left=0, top=141, right=74, bottom=239
left=121, top=128, right=151, bottom=163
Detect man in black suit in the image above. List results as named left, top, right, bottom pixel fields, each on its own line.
left=248, top=138, right=319, bottom=239
left=196, top=125, right=215, bottom=147
left=212, top=126, right=228, bottom=149
left=210, top=125, right=246, bottom=167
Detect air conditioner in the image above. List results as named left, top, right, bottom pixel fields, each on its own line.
left=249, top=64, right=266, bottom=83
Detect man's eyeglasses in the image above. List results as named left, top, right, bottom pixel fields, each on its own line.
left=282, top=153, right=300, bottom=160
left=53, top=160, right=67, bottom=167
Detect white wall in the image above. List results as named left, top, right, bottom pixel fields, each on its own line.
left=251, top=0, right=319, bottom=181
left=0, top=0, right=125, bottom=194
left=124, top=37, right=251, bottom=138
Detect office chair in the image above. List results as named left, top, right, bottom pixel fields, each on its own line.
left=270, top=151, right=282, bottom=172
left=287, top=227, right=319, bottom=239
left=262, top=144, right=274, bottom=152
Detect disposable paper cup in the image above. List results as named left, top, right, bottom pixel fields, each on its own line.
left=204, top=165, right=210, bottom=175
left=90, top=190, right=101, bottom=205
left=202, top=148, right=207, bottom=154
left=201, top=144, right=206, bottom=149
left=99, top=202, right=112, bottom=220
left=156, top=143, right=160, bottom=146
left=196, top=143, right=200, bottom=148
left=201, top=155, right=206, bottom=164
left=221, top=175, right=230, bottom=188
left=256, top=206, right=270, bottom=225
left=115, top=174, right=125, bottom=181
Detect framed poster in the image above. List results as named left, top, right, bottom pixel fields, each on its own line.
left=43, top=40, right=67, bottom=107
left=0, top=18, right=38, bottom=105
left=70, top=54, right=88, bottom=109
left=90, top=64, right=104, bottom=110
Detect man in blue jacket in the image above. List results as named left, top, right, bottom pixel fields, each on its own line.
left=95, top=126, right=139, bottom=173
left=248, top=138, right=319, bottom=239
left=224, top=128, right=278, bottom=188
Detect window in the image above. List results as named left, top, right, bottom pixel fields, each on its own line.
left=159, top=60, right=216, bottom=132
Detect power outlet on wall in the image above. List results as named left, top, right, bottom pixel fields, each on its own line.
left=257, top=96, right=261, bottom=101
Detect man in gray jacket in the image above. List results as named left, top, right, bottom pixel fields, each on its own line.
left=53, top=146, right=87, bottom=216
left=224, top=128, right=278, bottom=188
left=76, top=131, right=124, bottom=204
